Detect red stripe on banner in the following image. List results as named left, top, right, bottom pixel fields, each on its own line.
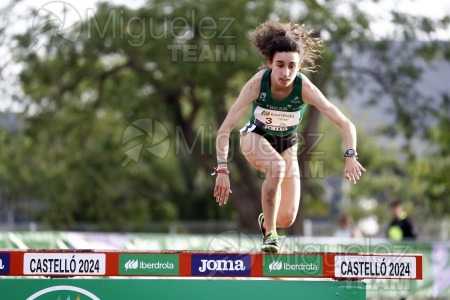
left=323, top=253, right=335, bottom=278
left=10, top=251, right=24, bottom=276
left=251, top=253, right=262, bottom=277
left=179, top=252, right=191, bottom=276
left=416, top=255, right=423, bottom=280
left=106, top=251, right=119, bottom=276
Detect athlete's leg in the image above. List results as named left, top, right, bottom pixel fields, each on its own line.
left=240, top=132, right=286, bottom=235
left=277, top=143, right=301, bottom=228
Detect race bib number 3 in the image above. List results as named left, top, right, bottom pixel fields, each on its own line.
left=254, top=106, right=299, bottom=130
left=24, top=253, right=106, bottom=275
left=334, top=255, right=417, bottom=279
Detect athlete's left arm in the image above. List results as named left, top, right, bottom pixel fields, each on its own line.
left=301, top=74, right=366, bottom=183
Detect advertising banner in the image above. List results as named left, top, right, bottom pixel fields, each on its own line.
left=0, top=250, right=422, bottom=280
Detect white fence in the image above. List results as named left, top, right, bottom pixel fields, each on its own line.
left=0, top=219, right=448, bottom=241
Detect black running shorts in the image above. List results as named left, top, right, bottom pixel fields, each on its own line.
left=251, top=126, right=298, bottom=154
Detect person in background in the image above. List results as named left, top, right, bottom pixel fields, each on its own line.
left=387, top=200, right=417, bottom=241
left=334, top=214, right=363, bottom=238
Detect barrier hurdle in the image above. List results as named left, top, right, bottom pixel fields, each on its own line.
left=0, top=250, right=423, bottom=299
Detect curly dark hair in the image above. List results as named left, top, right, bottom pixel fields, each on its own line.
left=250, top=20, right=322, bottom=72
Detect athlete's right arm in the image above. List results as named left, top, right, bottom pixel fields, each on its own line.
left=214, top=71, right=263, bottom=206
left=215, top=71, right=262, bottom=163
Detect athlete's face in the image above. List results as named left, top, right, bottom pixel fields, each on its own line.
left=268, top=52, right=301, bottom=88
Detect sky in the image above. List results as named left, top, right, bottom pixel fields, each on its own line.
left=358, top=0, right=450, bottom=39
left=0, top=0, right=449, bottom=112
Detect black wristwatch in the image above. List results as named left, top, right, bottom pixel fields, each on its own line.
left=344, top=149, right=358, bottom=158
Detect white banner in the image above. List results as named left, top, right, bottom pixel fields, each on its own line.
left=24, top=253, right=106, bottom=275
left=335, top=255, right=417, bottom=279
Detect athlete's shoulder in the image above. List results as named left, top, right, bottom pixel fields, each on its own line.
left=298, top=73, right=315, bottom=92
left=299, top=72, right=314, bottom=85
left=299, top=73, right=327, bottom=106
left=241, top=69, right=266, bottom=99
left=249, top=69, right=266, bottom=84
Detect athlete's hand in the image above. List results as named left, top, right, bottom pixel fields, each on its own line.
left=214, top=174, right=232, bottom=206
left=344, top=157, right=366, bottom=184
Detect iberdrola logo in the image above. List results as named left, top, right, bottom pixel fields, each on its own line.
left=269, top=261, right=282, bottom=272
left=124, top=259, right=139, bottom=270
left=261, top=110, right=271, bottom=116
left=26, top=286, right=100, bottom=300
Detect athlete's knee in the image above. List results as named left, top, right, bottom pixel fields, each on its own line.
left=277, top=212, right=297, bottom=228
left=265, top=159, right=286, bottom=179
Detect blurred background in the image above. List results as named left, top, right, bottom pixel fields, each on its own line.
left=0, top=0, right=449, bottom=298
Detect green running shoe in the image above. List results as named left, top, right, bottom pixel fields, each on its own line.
left=261, top=230, right=279, bottom=253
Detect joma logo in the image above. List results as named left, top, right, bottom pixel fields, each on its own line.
left=191, top=254, right=251, bottom=276
left=198, top=259, right=246, bottom=272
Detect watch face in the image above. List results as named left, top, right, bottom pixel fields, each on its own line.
left=345, top=149, right=356, bottom=157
